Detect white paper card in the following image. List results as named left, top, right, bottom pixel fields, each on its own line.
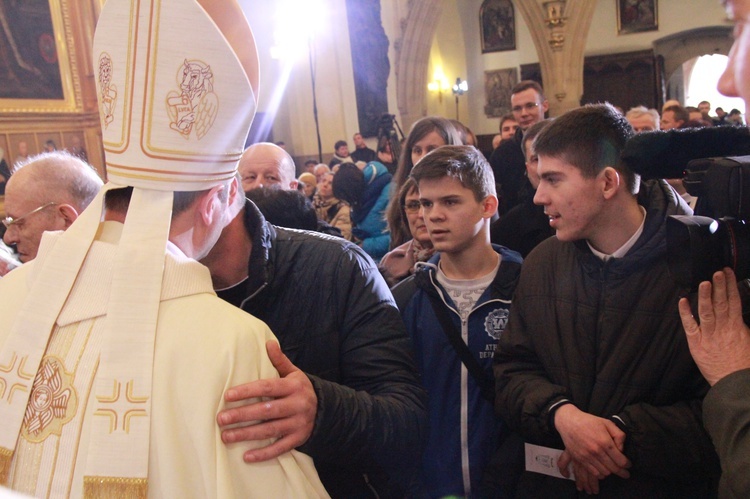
left=524, top=443, right=575, bottom=480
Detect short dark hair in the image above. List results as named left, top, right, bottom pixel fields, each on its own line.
left=410, top=145, right=496, bottom=201
left=664, top=105, right=690, bottom=124
left=246, top=187, right=318, bottom=230
left=104, top=186, right=215, bottom=216
left=499, top=113, right=517, bottom=130
left=332, top=162, right=365, bottom=207
left=304, top=159, right=317, bottom=167
left=534, top=103, right=638, bottom=194
left=511, top=80, right=546, bottom=101
left=521, top=119, right=552, bottom=161
left=334, top=140, right=348, bottom=151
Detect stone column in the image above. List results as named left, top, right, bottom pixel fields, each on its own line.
left=394, top=0, right=444, bottom=129
left=514, top=0, right=596, bottom=116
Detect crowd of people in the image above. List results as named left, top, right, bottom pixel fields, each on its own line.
left=2, top=0, right=750, bottom=497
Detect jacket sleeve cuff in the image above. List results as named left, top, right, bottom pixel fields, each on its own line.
left=546, top=398, right=573, bottom=432
left=296, top=373, right=324, bottom=455
left=609, top=414, right=629, bottom=434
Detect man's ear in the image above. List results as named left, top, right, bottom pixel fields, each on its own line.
left=601, top=166, right=621, bottom=200
left=197, top=185, right=225, bottom=226
left=482, top=194, right=499, bottom=218
left=289, top=179, right=298, bottom=190
left=541, top=99, right=550, bottom=115
left=58, top=204, right=80, bottom=229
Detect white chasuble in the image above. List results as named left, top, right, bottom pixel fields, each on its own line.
left=0, top=223, right=329, bottom=498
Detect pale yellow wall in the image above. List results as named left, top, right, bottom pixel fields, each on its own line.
left=425, top=0, right=469, bottom=122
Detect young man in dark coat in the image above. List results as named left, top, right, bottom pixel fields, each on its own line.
left=201, top=188, right=427, bottom=498
left=494, top=104, right=720, bottom=497
left=489, top=80, right=548, bottom=215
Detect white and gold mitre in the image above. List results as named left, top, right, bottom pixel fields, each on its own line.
left=94, top=0, right=259, bottom=191
left=0, top=0, right=260, bottom=494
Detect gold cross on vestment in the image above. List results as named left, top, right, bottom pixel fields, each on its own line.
left=0, top=353, right=34, bottom=404
left=94, top=379, right=149, bottom=433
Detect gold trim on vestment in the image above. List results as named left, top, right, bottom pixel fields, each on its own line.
left=106, top=167, right=236, bottom=183
left=83, top=475, right=148, bottom=498
left=0, top=446, right=13, bottom=485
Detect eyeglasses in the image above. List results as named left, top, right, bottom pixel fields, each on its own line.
left=511, top=102, right=540, bottom=113
left=2, top=202, right=57, bottom=228
left=403, top=200, right=422, bottom=213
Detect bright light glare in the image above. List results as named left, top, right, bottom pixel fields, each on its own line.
left=686, top=54, right=746, bottom=116
left=427, top=69, right=450, bottom=92
left=453, top=80, right=468, bottom=93
left=270, top=0, right=327, bottom=61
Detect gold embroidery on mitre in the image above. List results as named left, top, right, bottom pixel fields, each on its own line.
left=98, top=53, right=118, bottom=130
left=0, top=447, right=13, bottom=485
left=93, top=380, right=148, bottom=434
left=166, top=59, right=218, bottom=140
left=21, top=356, right=78, bottom=443
left=83, top=475, right=148, bottom=499
left=0, top=352, right=35, bottom=404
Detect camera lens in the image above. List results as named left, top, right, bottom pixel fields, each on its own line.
left=667, top=215, right=750, bottom=291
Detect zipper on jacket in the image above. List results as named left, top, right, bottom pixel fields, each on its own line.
left=362, top=473, right=380, bottom=499
left=239, top=281, right=268, bottom=309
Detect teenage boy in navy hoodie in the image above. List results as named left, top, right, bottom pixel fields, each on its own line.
left=394, top=145, right=523, bottom=497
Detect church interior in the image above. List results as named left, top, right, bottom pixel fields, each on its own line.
left=0, top=0, right=735, bottom=179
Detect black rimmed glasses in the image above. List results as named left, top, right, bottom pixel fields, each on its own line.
left=2, top=202, right=58, bottom=229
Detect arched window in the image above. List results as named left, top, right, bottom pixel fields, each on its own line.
left=684, top=54, right=745, bottom=120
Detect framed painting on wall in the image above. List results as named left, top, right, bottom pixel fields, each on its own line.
left=617, top=0, right=658, bottom=35
left=480, top=0, right=516, bottom=53
left=0, top=0, right=80, bottom=113
left=484, top=67, right=518, bottom=118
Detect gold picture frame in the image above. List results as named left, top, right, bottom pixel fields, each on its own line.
left=480, top=0, right=516, bottom=53
left=0, top=0, right=82, bottom=113
left=617, top=0, right=658, bottom=35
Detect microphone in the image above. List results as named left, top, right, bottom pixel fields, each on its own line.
left=620, top=126, right=750, bottom=179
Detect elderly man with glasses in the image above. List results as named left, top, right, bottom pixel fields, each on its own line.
left=2, top=151, right=102, bottom=271
left=489, top=80, right=549, bottom=216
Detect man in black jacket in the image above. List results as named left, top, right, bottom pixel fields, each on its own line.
left=351, top=132, right=377, bottom=164
left=201, top=190, right=427, bottom=498
left=493, top=104, right=719, bottom=497
left=489, top=80, right=548, bottom=215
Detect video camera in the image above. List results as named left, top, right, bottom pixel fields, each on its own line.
left=377, top=113, right=400, bottom=142
left=376, top=113, right=404, bottom=173
left=621, top=126, right=750, bottom=292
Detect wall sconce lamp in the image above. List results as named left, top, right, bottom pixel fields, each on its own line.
left=428, top=74, right=451, bottom=103
left=452, top=77, right=468, bottom=120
